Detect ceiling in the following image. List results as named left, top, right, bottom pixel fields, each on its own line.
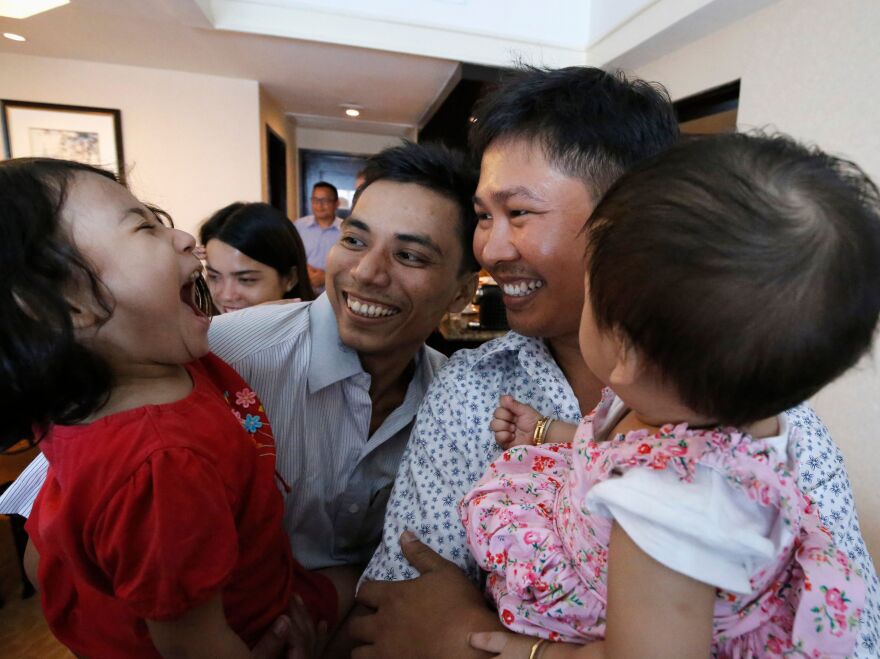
left=0, top=0, right=779, bottom=134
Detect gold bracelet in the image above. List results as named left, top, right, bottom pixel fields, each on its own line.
left=528, top=638, right=547, bottom=659
left=543, top=418, right=554, bottom=442
left=532, top=416, right=548, bottom=445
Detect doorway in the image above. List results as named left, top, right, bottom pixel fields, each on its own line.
left=266, top=126, right=288, bottom=215
left=673, top=80, right=740, bottom=136
left=298, top=149, right=368, bottom=219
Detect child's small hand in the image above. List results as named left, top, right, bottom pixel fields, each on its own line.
left=490, top=395, right=542, bottom=449
left=469, top=631, right=547, bottom=658
left=286, top=594, right=328, bottom=659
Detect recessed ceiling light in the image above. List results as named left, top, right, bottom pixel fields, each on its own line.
left=0, top=0, right=69, bottom=20
left=3, top=32, right=26, bottom=42
left=340, top=103, right=363, bottom=118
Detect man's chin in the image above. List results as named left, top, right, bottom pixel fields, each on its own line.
left=505, top=310, right=570, bottom=340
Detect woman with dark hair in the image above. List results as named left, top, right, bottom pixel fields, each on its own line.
left=200, top=202, right=314, bottom=313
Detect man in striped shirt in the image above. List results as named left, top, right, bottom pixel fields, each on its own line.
left=210, top=142, right=480, bottom=572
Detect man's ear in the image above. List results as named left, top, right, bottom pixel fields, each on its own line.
left=608, top=336, right=642, bottom=388
left=446, top=272, right=478, bottom=314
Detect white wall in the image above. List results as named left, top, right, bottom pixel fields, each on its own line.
left=0, top=53, right=262, bottom=238
left=295, top=126, right=404, bottom=156
left=630, top=0, right=880, bottom=559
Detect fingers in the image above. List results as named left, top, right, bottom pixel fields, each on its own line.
left=250, top=615, right=291, bottom=659
left=468, top=630, right=512, bottom=653
left=351, top=645, right=377, bottom=659
left=506, top=397, right=535, bottom=417
left=349, top=609, right=378, bottom=644
left=493, top=406, right=515, bottom=423
left=490, top=419, right=515, bottom=444
left=286, top=594, right=324, bottom=659
left=399, top=530, right=451, bottom=574
left=354, top=579, right=384, bottom=610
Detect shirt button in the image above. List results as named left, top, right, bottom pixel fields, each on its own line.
left=348, top=504, right=359, bottom=514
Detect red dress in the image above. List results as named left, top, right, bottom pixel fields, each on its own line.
left=27, top=353, right=336, bottom=658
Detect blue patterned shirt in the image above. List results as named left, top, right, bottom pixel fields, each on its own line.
left=362, top=331, right=879, bottom=657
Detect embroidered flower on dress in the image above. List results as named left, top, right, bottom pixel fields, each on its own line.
left=242, top=414, right=263, bottom=433
left=235, top=388, right=257, bottom=408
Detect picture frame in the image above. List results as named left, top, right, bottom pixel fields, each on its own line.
left=1, top=100, right=125, bottom=183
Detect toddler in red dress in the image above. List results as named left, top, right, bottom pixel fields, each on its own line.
left=0, top=158, right=336, bottom=658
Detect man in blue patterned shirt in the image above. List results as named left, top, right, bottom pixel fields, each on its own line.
left=353, top=67, right=879, bottom=658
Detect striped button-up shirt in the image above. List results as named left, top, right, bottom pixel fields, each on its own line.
left=209, top=295, right=446, bottom=569
left=0, top=295, right=446, bottom=571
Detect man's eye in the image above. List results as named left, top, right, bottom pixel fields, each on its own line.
left=398, top=251, right=425, bottom=265
left=510, top=209, right=531, bottom=218
left=341, top=235, right=365, bottom=248
left=476, top=212, right=492, bottom=222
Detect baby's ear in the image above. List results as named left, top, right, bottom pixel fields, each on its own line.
left=608, top=336, right=643, bottom=387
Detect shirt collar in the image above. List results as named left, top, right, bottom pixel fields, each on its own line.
left=307, top=294, right=363, bottom=392
left=474, top=331, right=576, bottom=405
left=473, top=330, right=546, bottom=364
left=305, top=215, right=343, bottom=231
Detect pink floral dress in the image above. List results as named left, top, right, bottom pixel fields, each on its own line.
left=459, top=394, right=865, bottom=657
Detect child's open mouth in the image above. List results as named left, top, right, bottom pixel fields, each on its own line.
left=180, top=271, right=214, bottom=318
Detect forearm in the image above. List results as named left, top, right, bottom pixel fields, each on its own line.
left=151, top=623, right=251, bottom=659
left=543, top=642, right=602, bottom=659
left=545, top=419, right=576, bottom=444
left=314, top=564, right=361, bottom=630
left=147, top=595, right=252, bottom=659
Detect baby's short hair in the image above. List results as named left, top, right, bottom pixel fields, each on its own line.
left=586, top=133, right=880, bottom=425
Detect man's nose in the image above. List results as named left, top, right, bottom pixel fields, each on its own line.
left=477, top=220, right=519, bottom=266
left=351, top=249, right=391, bottom=288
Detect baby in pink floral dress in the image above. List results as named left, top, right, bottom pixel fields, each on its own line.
left=460, top=134, right=879, bottom=659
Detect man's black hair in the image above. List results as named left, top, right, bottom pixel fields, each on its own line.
left=312, top=181, right=338, bottom=201
left=469, top=66, right=680, bottom=198
left=586, top=133, right=880, bottom=425
left=353, top=142, right=480, bottom=273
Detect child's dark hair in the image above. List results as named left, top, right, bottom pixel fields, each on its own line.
left=353, top=142, right=480, bottom=273
left=0, top=158, right=120, bottom=450
left=586, top=133, right=880, bottom=426
left=199, top=202, right=315, bottom=301
left=469, top=66, right=680, bottom=199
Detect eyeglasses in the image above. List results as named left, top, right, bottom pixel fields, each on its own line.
left=311, top=197, right=336, bottom=205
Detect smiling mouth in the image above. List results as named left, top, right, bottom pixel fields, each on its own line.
left=500, top=279, right=544, bottom=297
left=345, top=293, right=401, bottom=318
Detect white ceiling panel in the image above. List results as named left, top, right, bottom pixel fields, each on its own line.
left=0, top=0, right=782, bottom=132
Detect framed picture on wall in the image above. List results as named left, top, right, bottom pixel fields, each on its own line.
left=1, top=100, right=125, bottom=182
